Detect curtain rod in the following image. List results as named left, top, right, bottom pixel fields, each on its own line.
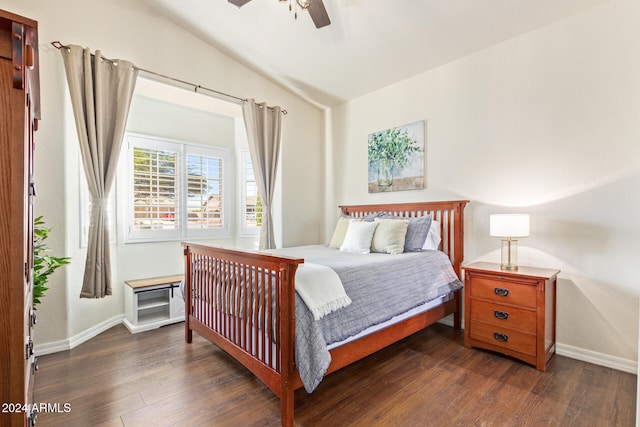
left=50, top=41, right=287, bottom=115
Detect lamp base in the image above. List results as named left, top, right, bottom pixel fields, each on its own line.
left=500, top=238, right=518, bottom=271
left=500, top=263, right=518, bottom=272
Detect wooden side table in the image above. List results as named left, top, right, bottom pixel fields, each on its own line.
left=463, top=262, right=560, bottom=371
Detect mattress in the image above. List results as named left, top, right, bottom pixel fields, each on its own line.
left=327, top=293, right=453, bottom=350
left=268, top=245, right=462, bottom=392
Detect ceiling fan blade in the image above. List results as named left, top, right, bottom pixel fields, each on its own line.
left=228, top=0, right=252, bottom=7
left=308, top=0, right=331, bottom=28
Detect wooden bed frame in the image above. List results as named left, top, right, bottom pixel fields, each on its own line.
left=183, top=200, right=468, bottom=427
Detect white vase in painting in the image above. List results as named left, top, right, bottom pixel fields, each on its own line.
left=377, top=159, right=393, bottom=191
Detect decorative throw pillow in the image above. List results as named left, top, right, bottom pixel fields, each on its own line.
left=329, top=216, right=352, bottom=248
left=340, top=220, right=378, bottom=254
left=371, top=218, right=409, bottom=255
left=422, top=220, right=441, bottom=250
left=379, top=214, right=432, bottom=252
left=361, top=212, right=383, bottom=221
left=339, top=211, right=383, bottom=221
left=330, top=212, right=383, bottom=248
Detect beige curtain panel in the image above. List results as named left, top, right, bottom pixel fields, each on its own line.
left=60, top=45, right=138, bottom=298
left=242, top=99, right=283, bottom=250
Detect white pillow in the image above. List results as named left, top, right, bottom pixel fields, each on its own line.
left=371, top=218, right=409, bottom=255
left=340, top=220, right=378, bottom=254
left=329, top=216, right=352, bottom=248
left=422, top=220, right=441, bottom=250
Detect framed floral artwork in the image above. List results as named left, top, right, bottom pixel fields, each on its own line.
left=367, top=120, right=425, bottom=193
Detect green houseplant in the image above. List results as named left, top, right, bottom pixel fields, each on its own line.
left=33, top=216, right=70, bottom=308
left=368, top=127, right=423, bottom=190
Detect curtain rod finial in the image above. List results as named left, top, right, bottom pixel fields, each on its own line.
left=51, top=41, right=71, bottom=53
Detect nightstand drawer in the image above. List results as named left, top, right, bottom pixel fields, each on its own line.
left=470, top=300, right=537, bottom=333
left=470, top=321, right=536, bottom=356
left=469, top=276, right=537, bottom=308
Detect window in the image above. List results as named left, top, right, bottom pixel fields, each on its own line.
left=126, top=133, right=229, bottom=242
left=240, top=150, right=261, bottom=236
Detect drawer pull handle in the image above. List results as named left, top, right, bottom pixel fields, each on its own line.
left=494, top=287, right=509, bottom=297
left=494, top=310, right=509, bottom=320
left=493, top=332, right=508, bottom=343
left=25, top=338, right=34, bottom=359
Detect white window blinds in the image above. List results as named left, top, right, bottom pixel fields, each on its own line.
left=132, top=146, right=179, bottom=231
left=126, top=133, right=229, bottom=242
left=186, top=152, right=224, bottom=230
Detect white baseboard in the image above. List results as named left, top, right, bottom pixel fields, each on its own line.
left=438, top=318, right=637, bottom=374
left=556, top=343, right=637, bottom=374
left=35, top=315, right=639, bottom=376
left=35, top=315, right=124, bottom=357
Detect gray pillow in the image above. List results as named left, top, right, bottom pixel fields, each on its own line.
left=340, top=211, right=383, bottom=222
left=379, top=214, right=432, bottom=252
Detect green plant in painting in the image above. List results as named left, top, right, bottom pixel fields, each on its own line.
left=33, top=216, right=70, bottom=308
left=367, top=127, right=423, bottom=168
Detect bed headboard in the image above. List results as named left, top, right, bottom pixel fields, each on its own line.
left=339, top=200, right=469, bottom=278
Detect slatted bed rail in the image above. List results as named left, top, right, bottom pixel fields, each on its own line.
left=183, top=243, right=303, bottom=406
left=183, top=200, right=469, bottom=427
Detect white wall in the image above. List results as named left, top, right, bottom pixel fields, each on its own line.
left=1, top=0, right=324, bottom=349
left=5, top=0, right=637, bottom=376
left=329, top=0, right=640, bottom=367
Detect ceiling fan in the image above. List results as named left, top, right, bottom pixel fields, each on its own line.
left=228, top=0, right=331, bottom=29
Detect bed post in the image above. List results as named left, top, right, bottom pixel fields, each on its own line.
left=280, top=389, right=294, bottom=427
left=280, top=262, right=298, bottom=427
left=453, top=292, right=462, bottom=330
left=451, top=201, right=466, bottom=279
left=452, top=200, right=467, bottom=330
left=183, top=245, right=193, bottom=343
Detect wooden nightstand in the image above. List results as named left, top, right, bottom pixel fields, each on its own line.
left=463, top=262, right=560, bottom=371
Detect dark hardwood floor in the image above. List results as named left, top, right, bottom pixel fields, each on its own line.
left=35, top=322, right=636, bottom=426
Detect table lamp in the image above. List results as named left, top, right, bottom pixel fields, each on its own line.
left=489, top=214, right=530, bottom=271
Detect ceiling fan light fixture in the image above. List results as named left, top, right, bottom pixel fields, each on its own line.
left=228, top=0, right=328, bottom=27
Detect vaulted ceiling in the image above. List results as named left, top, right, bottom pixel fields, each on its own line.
left=143, top=0, right=609, bottom=108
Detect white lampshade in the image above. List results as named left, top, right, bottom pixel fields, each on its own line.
left=489, top=214, right=530, bottom=238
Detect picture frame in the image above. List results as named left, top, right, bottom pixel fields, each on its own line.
left=367, top=120, right=425, bottom=193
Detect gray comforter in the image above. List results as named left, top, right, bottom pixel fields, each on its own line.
left=266, top=245, right=462, bottom=393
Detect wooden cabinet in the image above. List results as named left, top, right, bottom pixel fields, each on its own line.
left=124, top=275, right=185, bottom=333
left=0, top=9, right=40, bottom=427
left=463, top=262, right=560, bottom=371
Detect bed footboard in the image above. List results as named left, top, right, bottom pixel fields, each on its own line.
left=183, top=243, right=303, bottom=426
left=183, top=200, right=468, bottom=427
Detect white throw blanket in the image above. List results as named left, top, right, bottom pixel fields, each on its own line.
left=295, top=262, right=352, bottom=320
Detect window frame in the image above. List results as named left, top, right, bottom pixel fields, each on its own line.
left=125, top=132, right=230, bottom=243
left=239, top=149, right=261, bottom=237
